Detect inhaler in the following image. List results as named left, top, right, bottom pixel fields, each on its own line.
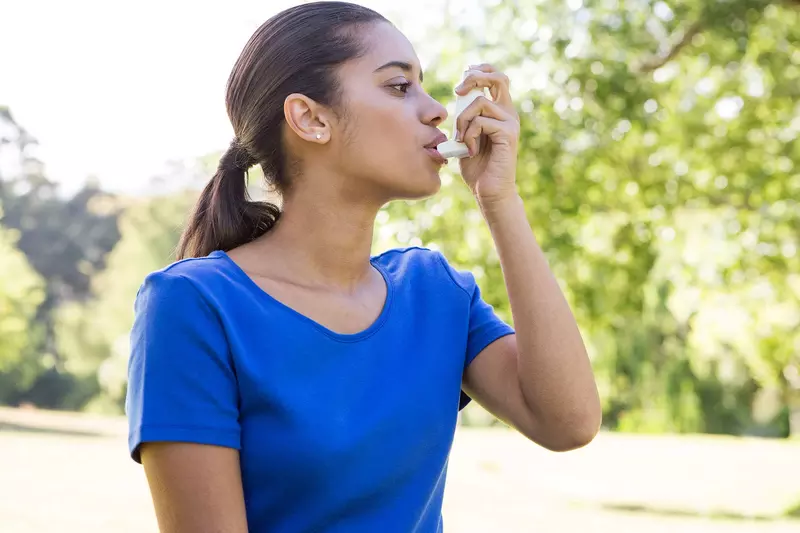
left=436, top=70, right=486, bottom=159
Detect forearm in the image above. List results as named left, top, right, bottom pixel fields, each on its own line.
left=480, top=194, right=601, bottom=444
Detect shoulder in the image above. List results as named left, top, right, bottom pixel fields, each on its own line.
left=155, top=251, right=230, bottom=285
left=136, top=252, right=231, bottom=310
left=371, top=246, right=478, bottom=297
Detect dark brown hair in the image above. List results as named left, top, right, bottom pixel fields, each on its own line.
left=177, top=1, right=386, bottom=259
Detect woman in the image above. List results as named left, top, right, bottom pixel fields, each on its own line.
left=125, top=2, right=601, bottom=532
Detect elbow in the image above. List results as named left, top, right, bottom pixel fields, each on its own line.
left=525, top=407, right=602, bottom=453
left=541, top=420, right=600, bottom=452
left=562, top=407, right=603, bottom=451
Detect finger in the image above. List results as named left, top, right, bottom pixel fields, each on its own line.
left=467, top=63, right=498, bottom=73
left=462, top=116, right=517, bottom=157
left=455, top=95, right=512, bottom=141
left=455, top=70, right=512, bottom=109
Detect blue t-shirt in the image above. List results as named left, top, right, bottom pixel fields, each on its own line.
left=126, top=246, right=514, bottom=532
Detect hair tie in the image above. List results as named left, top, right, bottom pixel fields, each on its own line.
left=221, top=138, right=257, bottom=171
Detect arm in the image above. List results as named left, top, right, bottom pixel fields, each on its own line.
left=454, top=64, right=601, bottom=451
left=463, top=194, right=601, bottom=451
left=126, top=270, right=247, bottom=530
left=141, top=443, right=248, bottom=533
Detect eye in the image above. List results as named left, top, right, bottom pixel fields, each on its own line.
left=389, top=82, right=412, bottom=94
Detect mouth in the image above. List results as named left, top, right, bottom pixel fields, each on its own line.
left=424, top=132, right=448, bottom=165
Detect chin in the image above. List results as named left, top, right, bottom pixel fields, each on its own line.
left=404, top=170, right=442, bottom=199
left=379, top=161, right=443, bottom=201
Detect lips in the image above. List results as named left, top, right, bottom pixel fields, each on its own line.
left=424, top=132, right=448, bottom=165
left=425, top=147, right=447, bottom=165
left=425, top=131, right=448, bottom=150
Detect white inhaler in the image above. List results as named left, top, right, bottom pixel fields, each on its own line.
left=436, top=70, right=486, bottom=159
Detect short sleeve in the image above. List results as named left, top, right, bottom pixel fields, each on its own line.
left=464, top=277, right=515, bottom=368
left=125, top=270, right=240, bottom=463
left=435, top=252, right=515, bottom=410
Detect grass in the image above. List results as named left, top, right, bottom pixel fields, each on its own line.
left=1, top=406, right=799, bottom=533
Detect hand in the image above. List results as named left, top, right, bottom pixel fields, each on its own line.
left=454, top=64, right=521, bottom=208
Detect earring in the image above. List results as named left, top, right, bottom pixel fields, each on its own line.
left=315, top=133, right=322, bottom=139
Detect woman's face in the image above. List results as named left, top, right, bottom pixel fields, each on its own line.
left=329, top=22, right=449, bottom=202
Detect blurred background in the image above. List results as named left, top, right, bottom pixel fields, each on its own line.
left=1, top=0, right=798, bottom=531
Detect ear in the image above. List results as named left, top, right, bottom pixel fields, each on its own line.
left=284, top=93, right=331, bottom=144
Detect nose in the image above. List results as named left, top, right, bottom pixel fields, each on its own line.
left=422, top=93, right=448, bottom=128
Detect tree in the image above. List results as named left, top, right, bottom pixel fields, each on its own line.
left=0, top=207, right=45, bottom=403
left=0, top=106, right=122, bottom=406
left=55, top=189, right=197, bottom=412
left=382, top=0, right=799, bottom=435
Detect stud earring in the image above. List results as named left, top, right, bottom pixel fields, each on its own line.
left=316, top=133, right=322, bottom=139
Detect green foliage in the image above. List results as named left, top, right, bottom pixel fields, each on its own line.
left=0, top=223, right=44, bottom=368
left=0, top=217, right=45, bottom=402
left=3, top=1, right=799, bottom=436
left=55, top=191, right=196, bottom=412
left=0, top=107, right=121, bottom=407
left=383, top=0, right=800, bottom=434
left=785, top=498, right=800, bottom=518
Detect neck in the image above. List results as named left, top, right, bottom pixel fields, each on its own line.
left=253, top=179, right=382, bottom=290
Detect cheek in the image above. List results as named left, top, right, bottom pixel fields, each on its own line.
left=337, top=99, right=428, bottom=186
left=348, top=96, right=415, bottom=145
left=345, top=119, right=415, bottom=176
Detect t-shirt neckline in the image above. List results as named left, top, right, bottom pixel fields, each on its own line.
left=211, top=250, right=394, bottom=343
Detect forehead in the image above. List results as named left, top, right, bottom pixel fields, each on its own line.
left=356, top=21, right=420, bottom=72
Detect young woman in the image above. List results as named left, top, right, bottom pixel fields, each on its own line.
left=125, top=2, right=601, bottom=532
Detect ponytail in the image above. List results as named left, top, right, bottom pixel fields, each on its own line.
left=177, top=139, right=281, bottom=259
left=176, top=2, right=387, bottom=259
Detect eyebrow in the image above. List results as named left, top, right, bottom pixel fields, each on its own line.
left=374, top=60, right=423, bottom=82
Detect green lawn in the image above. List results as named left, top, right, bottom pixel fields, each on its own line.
left=1, top=407, right=798, bottom=532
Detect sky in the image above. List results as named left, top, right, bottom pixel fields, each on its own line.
left=1, top=0, right=457, bottom=195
